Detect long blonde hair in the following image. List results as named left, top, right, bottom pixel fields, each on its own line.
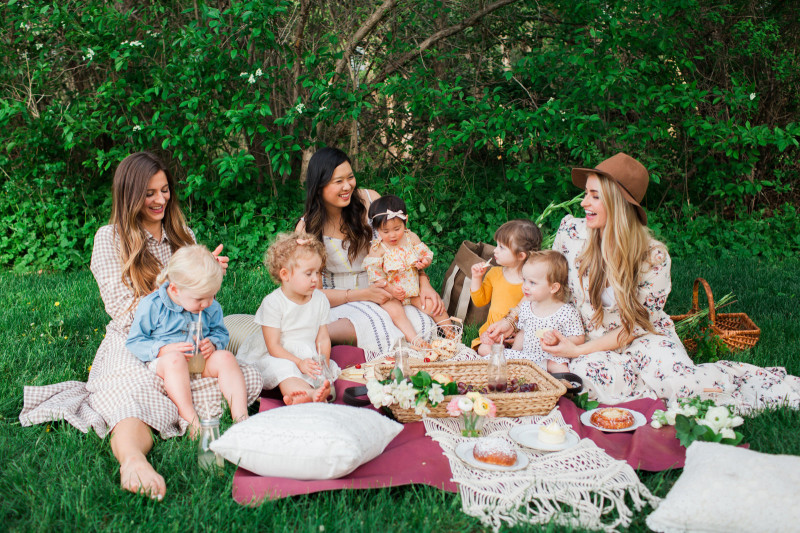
left=577, top=174, right=662, bottom=344
left=111, top=152, right=194, bottom=301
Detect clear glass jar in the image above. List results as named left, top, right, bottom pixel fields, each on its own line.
left=197, top=418, right=224, bottom=470
left=487, top=343, right=508, bottom=392
left=186, top=320, right=205, bottom=375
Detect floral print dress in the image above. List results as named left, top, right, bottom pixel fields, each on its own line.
left=363, top=231, right=433, bottom=305
left=552, top=215, right=800, bottom=411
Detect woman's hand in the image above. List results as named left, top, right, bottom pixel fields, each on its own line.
left=297, top=358, right=321, bottom=377
left=418, top=276, right=445, bottom=316
left=363, top=285, right=393, bottom=305
left=484, top=320, right=514, bottom=344
left=211, top=244, right=229, bottom=273
left=541, top=330, right=580, bottom=359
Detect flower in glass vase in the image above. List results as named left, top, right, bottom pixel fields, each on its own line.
left=446, top=391, right=497, bottom=437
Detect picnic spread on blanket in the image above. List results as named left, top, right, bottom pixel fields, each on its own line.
left=219, top=344, right=732, bottom=532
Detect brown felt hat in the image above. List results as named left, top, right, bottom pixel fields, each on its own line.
left=571, top=152, right=649, bottom=225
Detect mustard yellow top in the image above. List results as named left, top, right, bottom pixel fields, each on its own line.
left=469, top=266, right=523, bottom=348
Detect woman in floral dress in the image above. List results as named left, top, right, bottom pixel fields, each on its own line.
left=486, top=153, right=800, bottom=409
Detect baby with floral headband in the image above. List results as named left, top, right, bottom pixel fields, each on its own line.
left=363, top=195, right=454, bottom=347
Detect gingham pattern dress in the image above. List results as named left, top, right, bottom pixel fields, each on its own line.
left=20, top=225, right=263, bottom=438
left=552, top=215, right=800, bottom=410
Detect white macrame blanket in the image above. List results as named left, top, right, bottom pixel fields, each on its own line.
left=423, top=410, right=661, bottom=532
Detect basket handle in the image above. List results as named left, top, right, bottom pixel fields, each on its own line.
left=691, top=277, right=716, bottom=324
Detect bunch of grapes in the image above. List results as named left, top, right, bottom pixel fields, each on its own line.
left=455, top=378, right=539, bottom=395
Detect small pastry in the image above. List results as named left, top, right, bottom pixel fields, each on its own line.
left=472, top=437, right=517, bottom=466
left=590, top=408, right=635, bottom=430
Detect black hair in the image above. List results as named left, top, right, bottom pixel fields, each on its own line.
left=368, top=194, right=408, bottom=230
left=303, top=147, right=371, bottom=263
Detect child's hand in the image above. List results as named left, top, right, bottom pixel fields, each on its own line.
left=389, top=285, right=406, bottom=301
left=158, top=342, right=193, bottom=358
left=372, top=279, right=388, bottom=289
left=540, top=330, right=559, bottom=346
left=198, top=338, right=216, bottom=358
left=414, top=256, right=432, bottom=270
left=471, top=262, right=490, bottom=278
left=297, top=358, right=321, bottom=377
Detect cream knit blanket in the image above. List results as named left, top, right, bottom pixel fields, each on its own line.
left=423, top=410, right=660, bottom=532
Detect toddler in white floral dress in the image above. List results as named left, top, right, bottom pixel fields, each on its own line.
left=506, top=250, right=585, bottom=373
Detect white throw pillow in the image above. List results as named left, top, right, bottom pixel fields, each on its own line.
left=647, top=441, right=800, bottom=533
left=210, top=403, right=403, bottom=480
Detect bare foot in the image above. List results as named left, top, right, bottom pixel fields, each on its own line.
left=119, top=456, right=166, bottom=501
left=283, top=390, right=312, bottom=405
left=313, top=380, right=331, bottom=402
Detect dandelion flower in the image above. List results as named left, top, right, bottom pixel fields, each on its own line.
left=54, top=301, right=60, bottom=306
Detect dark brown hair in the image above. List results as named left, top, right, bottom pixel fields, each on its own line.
left=494, top=219, right=542, bottom=269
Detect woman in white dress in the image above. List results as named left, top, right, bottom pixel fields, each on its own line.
left=296, top=147, right=444, bottom=356
left=486, top=153, right=800, bottom=409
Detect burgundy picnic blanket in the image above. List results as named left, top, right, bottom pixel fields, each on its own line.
left=232, top=345, right=686, bottom=504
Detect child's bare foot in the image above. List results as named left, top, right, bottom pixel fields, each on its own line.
left=283, top=390, right=312, bottom=405
left=119, top=456, right=166, bottom=501
left=312, top=380, right=331, bottom=402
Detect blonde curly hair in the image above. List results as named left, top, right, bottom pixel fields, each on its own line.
left=265, top=231, right=327, bottom=283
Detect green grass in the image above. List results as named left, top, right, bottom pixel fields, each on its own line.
left=1, top=256, right=799, bottom=532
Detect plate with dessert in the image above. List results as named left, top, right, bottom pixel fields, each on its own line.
left=580, top=407, right=647, bottom=432
left=454, top=437, right=529, bottom=472
left=508, top=422, right=580, bottom=452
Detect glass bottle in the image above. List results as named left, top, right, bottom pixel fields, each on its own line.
left=197, top=418, right=224, bottom=470
left=186, top=321, right=205, bottom=375
left=487, top=343, right=508, bottom=392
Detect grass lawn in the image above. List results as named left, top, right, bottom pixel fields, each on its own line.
left=1, top=256, right=799, bottom=532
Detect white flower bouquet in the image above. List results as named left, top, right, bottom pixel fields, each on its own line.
left=366, top=368, right=456, bottom=418
left=651, top=396, right=744, bottom=447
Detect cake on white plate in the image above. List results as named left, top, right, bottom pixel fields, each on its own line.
left=537, top=422, right=566, bottom=444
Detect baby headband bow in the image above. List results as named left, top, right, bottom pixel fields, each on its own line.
left=371, top=209, right=407, bottom=221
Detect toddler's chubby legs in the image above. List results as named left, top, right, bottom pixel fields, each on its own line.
left=156, top=351, right=202, bottom=438
left=547, top=359, right=570, bottom=374
left=203, top=350, right=249, bottom=423
left=409, top=296, right=457, bottom=339
left=278, top=377, right=330, bottom=406
left=381, top=298, right=427, bottom=347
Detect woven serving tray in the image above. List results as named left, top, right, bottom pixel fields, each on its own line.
left=376, top=359, right=567, bottom=423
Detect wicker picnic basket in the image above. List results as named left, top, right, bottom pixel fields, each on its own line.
left=670, top=277, right=760, bottom=353
left=375, top=359, right=567, bottom=423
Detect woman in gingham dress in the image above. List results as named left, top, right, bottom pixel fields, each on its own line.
left=487, top=153, right=800, bottom=409
left=21, top=152, right=262, bottom=500
left=295, top=147, right=440, bottom=357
